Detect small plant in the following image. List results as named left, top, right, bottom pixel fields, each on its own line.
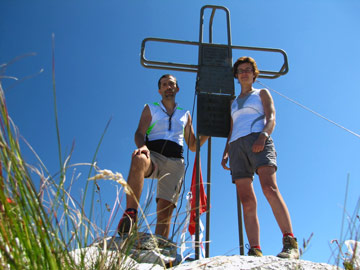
left=331, top=219, right=360, bottom=270
left=299, top=232, right=314, bottom=257
left=329, top=175, right=360, bottom=270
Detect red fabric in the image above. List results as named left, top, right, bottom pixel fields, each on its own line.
left=188, top=155, right=207, bottom=235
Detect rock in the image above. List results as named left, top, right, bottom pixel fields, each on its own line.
left=90, top=233, right=180, bottom=267
left=69, top=236, right=343, bottom=270
left=170, top=255, right=342, bottom=270
left=69, top=247, right=139, bottom=269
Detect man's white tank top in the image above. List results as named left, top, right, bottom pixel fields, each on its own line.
left=146, top=101, right=190, bottom=147
left=229, top=89, right=265, bottom=143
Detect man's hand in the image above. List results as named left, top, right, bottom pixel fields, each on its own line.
left=132, top=145, right=150, bottom=159
left=221, top=153, right=230, bottom=171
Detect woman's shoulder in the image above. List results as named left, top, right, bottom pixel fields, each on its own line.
left=253, top=88, right=268, bottom=93
left=253, top=88, right=271, bottom=99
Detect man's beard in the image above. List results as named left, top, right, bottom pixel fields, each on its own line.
left=165, top=90, right=175, bottom=97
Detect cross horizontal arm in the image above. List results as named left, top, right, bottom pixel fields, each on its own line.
left=140, top=37, right=289, bottom=79
left=140, top=37, right=199, bottom=72
left=231, top=44, right=289, bottom=79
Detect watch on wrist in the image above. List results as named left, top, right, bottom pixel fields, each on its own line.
left=261, top=131, right=269, bottom=139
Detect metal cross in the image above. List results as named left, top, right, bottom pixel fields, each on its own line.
left=140, top=5, right=289, bottom=260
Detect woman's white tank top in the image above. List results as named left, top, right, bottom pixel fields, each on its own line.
left=229, top=89, right=265, bottom=143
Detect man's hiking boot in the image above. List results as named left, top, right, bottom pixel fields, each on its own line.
left=117, top=208, right=137, bottom=235
left=247, top=247, right=263, bottom=257
left=277, top=235, right=300, bottom=259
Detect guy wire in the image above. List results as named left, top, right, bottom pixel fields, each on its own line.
left=256, top=80, right=360, bottom=139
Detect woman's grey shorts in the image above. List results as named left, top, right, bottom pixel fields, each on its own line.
left=229, top=132, right=277, bottom=183
left=146, top=151, right=185, bottom=206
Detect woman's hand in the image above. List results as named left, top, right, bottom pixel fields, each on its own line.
left=221, top=152, right=230, bottom=170
left=252, top=133, right=267, bottom=153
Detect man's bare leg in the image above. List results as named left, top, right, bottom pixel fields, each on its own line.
left=126, top=153, right=152, bottom=209
left=117, top=153, right=152, bottom=234
left=155, top=198, right=175, bottom=238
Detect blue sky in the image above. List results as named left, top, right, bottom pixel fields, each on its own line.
left=1, top=0, right=359, bottom=265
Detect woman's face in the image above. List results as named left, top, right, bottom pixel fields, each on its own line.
left=236, top=62, right=255, bottom=85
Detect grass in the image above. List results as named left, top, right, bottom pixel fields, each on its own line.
left=0, top=55, right=164, bottom=269
left=0, top=52, right=191, bottom=269
left=0, top=78, right=74, bottom=269
left=324, top=173, right=360, bottom=270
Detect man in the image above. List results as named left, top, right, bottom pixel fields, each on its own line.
left=118, top=74, right=208, bottom=238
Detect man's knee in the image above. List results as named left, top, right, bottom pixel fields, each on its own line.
left=131, top=153, right=150, bottom=171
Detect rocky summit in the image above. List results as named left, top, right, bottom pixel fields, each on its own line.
left=69, top=234, right=343, bottom=270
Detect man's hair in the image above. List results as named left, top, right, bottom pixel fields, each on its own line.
left=233, top=56, right=260, bottom=82
left=158, top=74, right=179, bottom=89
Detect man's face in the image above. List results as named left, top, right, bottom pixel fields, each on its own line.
left=158, top=76, right=179, bottom=99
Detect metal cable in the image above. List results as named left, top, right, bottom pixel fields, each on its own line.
left=256, top=80, right=360, bottom=139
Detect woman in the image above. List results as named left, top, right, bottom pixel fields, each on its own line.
left=221, top=56, right=299, bottom=259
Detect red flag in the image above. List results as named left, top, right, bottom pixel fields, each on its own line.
left=188, top=155, right=207, bottom=235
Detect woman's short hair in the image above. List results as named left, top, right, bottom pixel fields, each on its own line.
left=233, top=56, right=260, bottom=82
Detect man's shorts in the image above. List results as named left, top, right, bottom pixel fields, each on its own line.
left=229, top=132, right=277, bottom=183
left=146, top=151, right=185, bottom=206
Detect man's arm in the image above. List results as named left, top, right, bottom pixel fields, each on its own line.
left=184, top=113, right=208, bottom=152
left=252, top=88, right=276, bottom=153
left=133, top=105, right=152, bottom=158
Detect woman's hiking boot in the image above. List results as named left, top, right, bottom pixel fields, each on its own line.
left=247, top=247, right=263, bottom=257
left=277, top=235, right=300, bottom=259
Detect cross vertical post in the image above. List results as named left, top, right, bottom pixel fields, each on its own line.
left=195, top=5, right=235, bottom=259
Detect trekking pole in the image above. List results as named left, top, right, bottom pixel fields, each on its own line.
left=195, top=133, right=200, bottom=259
left=205, top=137, right=211, bottom=257
left=236, top=189, right=244, bottom=255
